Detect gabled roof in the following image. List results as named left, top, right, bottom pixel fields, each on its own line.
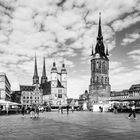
left=129, top=84, right=140, bottom=91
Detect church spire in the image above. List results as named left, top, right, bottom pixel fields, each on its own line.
left=33, top=54, right=39, bottom=85
left=97, top=12, right=103, bottom=41
left=42, top=57, right=46, bottom=77
left=41, top=57, right=47, bottom=84
left=106, top=44, right=109, bottom=56
left=95, top=13, right=108, bottom=59
left=91, top=44, right=94, bottom=55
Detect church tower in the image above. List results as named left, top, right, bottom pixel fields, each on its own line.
left=33, top=55, right=39, bottom=85
left=61, top=62, right=67, bottom=88
left=51, top=61, right=57, bottom=88
left=61, top=62, right=67, bottom=96
left=89, top=13, right=110, bottom=104
left=41, top=57, right=47, bottom=84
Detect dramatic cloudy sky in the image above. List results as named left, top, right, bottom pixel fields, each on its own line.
left=0, top=0, right=140, bottom=98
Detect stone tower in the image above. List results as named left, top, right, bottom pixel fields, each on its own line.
left=33, top=55, right=39, bottom=85
left=89, top=13, right=111, bottom=104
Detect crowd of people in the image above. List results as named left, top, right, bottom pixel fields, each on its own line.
left=21, top=105, right=40, bottom=119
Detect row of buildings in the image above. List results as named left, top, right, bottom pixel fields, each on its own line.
left=1, top=13, right=140, bottom=109
left=20, top=56, right=67, bottom=108
left=0, top=56, right=68, bottom=108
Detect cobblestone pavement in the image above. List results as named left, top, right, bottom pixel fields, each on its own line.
left=0, top=111, right=140, bottom=140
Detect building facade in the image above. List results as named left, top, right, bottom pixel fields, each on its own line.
left=20, top=56, right=68, bottom=108
left=0, top=72, right=11, bottom=101
left=89, top=13, right=111, bottom=105
left=110, top=90, right=129, bottom=100
left=20, top=56, right=43, bottom=108
left=110, top=84, right=140, bottom=101
left=11, top=90, right=21, bottom=103
left=43, top=61, right=67, bottom=106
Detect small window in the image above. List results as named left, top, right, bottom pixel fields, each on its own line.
left=58, top=94, right=62, bottom=98
left=23, top=96, right=25, bottom=99
left=30, top=97, right=32, bottom=99
left=58, top=89, right=62, bottom=93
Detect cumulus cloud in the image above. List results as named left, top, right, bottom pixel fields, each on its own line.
left=127, top=49, right=140, bottom=63
left=121, top=32, right=140, bottom=46
left=0, top=0, right=139, bottom=97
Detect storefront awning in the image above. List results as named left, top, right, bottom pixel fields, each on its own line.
left=0, top=100, right=21, bottom=106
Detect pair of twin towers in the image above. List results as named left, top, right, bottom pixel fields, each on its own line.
left=32, top=56, right=67, bottom=85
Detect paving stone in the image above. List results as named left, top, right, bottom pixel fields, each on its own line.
left=0, top=111, right=140, bottom=140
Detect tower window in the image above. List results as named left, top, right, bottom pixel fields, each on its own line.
left=58, top=94, right=62, bottom=98
left=58, top=89, right=62, bottom=93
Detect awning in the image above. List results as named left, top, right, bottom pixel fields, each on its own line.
left=110, top=97, right=140, bottom=101
left=0, top=100, right=21, bottom=106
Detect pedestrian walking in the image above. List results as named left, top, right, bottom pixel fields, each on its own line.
left=113, top=103, right=118, bottom=114
left=128, top=101, right=137, bottom=119
left=71, top=106, right=74, bottom=113
left=21, top=106, right=25, bottom=117
left=58, top=105, right=61, bottom=113
left=61, top=106, right=63, bottom=114
left=30, top=106, right=35, bottom=119
left=35, top=106, right=39, bottom=118
left=66, top=104, right=69, bottom=115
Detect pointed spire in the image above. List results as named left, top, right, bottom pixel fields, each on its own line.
left=42, top=57, right=46, bottom=77
left=33, top=54, right=39, bottom=85
left=106, top=44, right=109, bottom=56
left=34, top=54, right=38, bottom=77
left=91, top=44, right=94, bottom=55
left=97, top=12, right=103, bottom=41
left=41, top=57, right=47, bottom=84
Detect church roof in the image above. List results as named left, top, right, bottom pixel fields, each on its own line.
left=57, top=79, right=64, bottom=88
left=20, top=85, right=35, bottom=91
left=40, top=81, right=51, bottom=95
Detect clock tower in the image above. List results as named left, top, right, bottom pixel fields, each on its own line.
left=89, top=13, right=110, bottom=105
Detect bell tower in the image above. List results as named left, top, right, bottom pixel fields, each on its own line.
left=89, top=13, right=110, bottom=104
